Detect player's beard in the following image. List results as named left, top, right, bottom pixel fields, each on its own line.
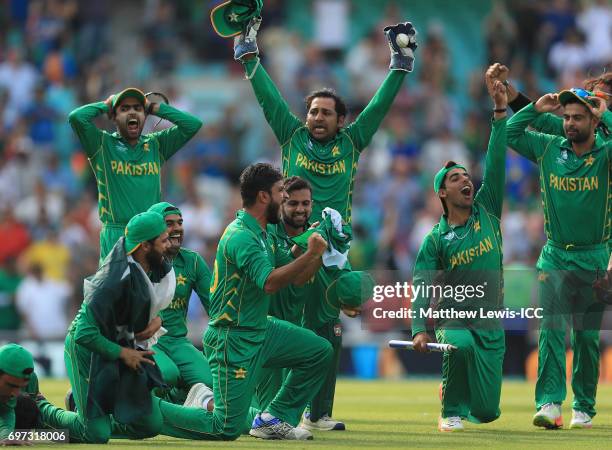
left=266, top=200, right=281, bottom=224
left=146, top=247, right=165, bottom=272
left=282, top=209, right=309, bottom=230
left=565, top=126, right=592, bottom=144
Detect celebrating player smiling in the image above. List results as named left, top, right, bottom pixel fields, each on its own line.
left=68, top=88, right=202, bottom=263
left=411, top=80, right=509, bottom=432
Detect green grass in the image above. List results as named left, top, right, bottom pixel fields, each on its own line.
left=37, top=378, right=612, bottom=449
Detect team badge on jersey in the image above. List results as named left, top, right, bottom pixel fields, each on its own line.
left=444, top=232, right=455, bottom=241
left=556, top=149, right=569, bottom=165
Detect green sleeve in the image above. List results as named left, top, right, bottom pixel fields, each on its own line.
left=269, top=232, right=293, bottom=268
left=73, top=303, right=122, bottom=361
left=149, top=103, right=203, bottom=161
left=0, top=405, right=15, bottom=439
left=68, top=102, right=108, bottom=158
left=474, top=117, right=508, bottom=219
left=226, top=231, right=274, bottom=290
left=344, top=70, right=406, bottom=151
left=243, top=58, right=302, bottom=146
left=411, top=233, right=442, bottom=337
left=530, top=112, right=565, bottom=136
left=600, top=110, right=612, bottom=137
left=507, top=103, right=555, bottom=163
left=193, top=253, right=212, bottom=313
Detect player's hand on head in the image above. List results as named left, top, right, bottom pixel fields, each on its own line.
left=587, top=96, right=607, bottom=119
left=412, top=332, right=432, bottom=353
left=119, top=348, right=156, bottom=371
left=306, top=232, right=328, bottom=257
left=534, top=93, right=561, bottom=113
left=104, top=95, right=115, bottom=119
left=384, top=21, right=418, bottom=72
left=234, top=16, right=262, bottom=61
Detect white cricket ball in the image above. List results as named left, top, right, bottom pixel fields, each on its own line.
left=396, top=33, right=410, bottom=48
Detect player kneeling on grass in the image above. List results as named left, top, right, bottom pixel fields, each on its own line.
left=411, top=81, right=508, bottom=432
left=147, top=202, right=214, bottom=410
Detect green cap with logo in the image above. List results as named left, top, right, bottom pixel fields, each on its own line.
left=147, top=202, right=182, bottom=218
left=124, top=211, right=167, bottom=255
left=111, top=87, right=146, bottom=111
left=210, top=0, right=263, bottom=38
left=0, top=344, right=34, bottom=379
left=558, top=88, right=597, bottom=109
left=326, top=271, right=375, bottom=308
left=433, top=163, right=467, bottom=193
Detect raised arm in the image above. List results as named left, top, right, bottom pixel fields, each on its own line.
left=68, top=100, right=110, bottom=158
left=474, top=80, right=508, bottom=219
left=149, top=103, right=203, bottom=161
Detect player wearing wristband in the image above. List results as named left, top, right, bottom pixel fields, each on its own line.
left=411, top=81, right=509, bottom=432
left=68, top=88, right=202, bottom=263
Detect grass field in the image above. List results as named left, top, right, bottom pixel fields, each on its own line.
left=36, top=378, right=612, bottom=449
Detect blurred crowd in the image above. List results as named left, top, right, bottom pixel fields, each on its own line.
left=0, top=0, right=611, bottom=349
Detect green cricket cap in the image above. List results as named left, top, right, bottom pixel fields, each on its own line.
left=210, top=0, right=263, bottom=38
left=147, top=202, right=182, bottom=218
left=124, top=211, right=167, bottom=255
left=112, top=87, right=146, bottom=111
left=558, top=88, right=598, bottom=109
left=0, top=344, right=34, bottom=379
left=327, top=271, right=375, bottom=308
left=433, top=164, right=467, bottom=193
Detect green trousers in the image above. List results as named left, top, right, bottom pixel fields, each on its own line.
left=306, top=318, right=342, bottom=421
left=39, top=333, right=163, bottom=443
left=159, top=316, right=333, bottom=440
left=436, top=327, right=505, bottom=423
left=535, top=243, right=606, bottom=416
left=99, top=223, right=126, bottom=265
left=153, top=336, right=213, bottom=403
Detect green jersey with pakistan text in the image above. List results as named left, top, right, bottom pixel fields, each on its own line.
left=244, top=59, right=406, bottom=223
left=411, top=118, right=508, bottom=336
left=68, top=102, right=202, bottom=225
left=208, top=210, right=275, bottom=331
left=159, top=248, right=211, bottom=338
left=507, top=103, right=612, bottom=246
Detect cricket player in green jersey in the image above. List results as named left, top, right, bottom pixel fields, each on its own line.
left=0, top=343, right=90, bottom=444
left=507, top=89, right=611, bottom=429
left=42, top=211, right=174, bottom=443
left=486, top=64, right=612, bottom=142
left=411, top=81, right=509, bottom=432
left=232, top=18, right=417, bottom=224
left=157, top=163, right=332, bottom=441
left=68, top=87, right=202, bottom=263
left=147, top=202, right=214, bottom=408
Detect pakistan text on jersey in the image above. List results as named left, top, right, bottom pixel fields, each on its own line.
left=109, top=160, right=160, bottom=176
left=449, top=237, right=494, bottom=269
left=295, top=153, right=347, bottom=175
left=549, top=174, right=599, bottom=191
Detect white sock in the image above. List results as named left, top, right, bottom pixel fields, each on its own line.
left=261, top=411, right=275, bottom=422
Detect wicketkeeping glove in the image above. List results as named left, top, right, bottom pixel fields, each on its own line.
left=234, top=16, right=262, bottom=61
left=384, top=22, right=418, bottom=72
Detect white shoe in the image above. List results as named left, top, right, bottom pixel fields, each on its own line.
left=438, top=416, right=463, bottom=432
left=533, top=403, right=563, bottom=429
left=301, top=412, right=346, bottom=431
left=250, top=412, right=313, bottom=440
left=570, top=410, right=593, bottom=429
left=183, top=383, right=214, bottom=411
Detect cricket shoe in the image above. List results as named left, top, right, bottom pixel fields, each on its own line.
left=569, top=410, right=593, bottom=429
left=183, top=383, right=214, bottom=411
left=250, top=412, right=313, bottom=440
left=533, top=403, right=563, bottom=429
left=64, top=388, right=76, bottom=412
left=438, top=416, right=464, bottom=432
left=301, top=412, right=346, bottom=431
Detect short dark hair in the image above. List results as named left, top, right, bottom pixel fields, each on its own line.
left=239, top=163, right=283, bottom=207
left=283, top=176, right=312, bottom=196
left=305, top=89, right=347, bottom=118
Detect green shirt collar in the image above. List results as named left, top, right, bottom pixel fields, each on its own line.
left=237, top=209, right=266, bottom=237
left=438, top=207, right=478, bottom=234
left=110, top=132, right=147, bottom=145
left=560, top=134, right=606, bottom=153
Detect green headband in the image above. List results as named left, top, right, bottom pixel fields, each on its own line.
left=433, top=164, right=467, bottom=193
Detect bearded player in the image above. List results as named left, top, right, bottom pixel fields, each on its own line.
left=411, top=81, right=508, bottom=432
left=507, top=88, right=610, bottom=429
left=232, top=16, right=417, bottom=225
left=68, top=88, right=202, bottom=263
left=147, top=202, right=214, bottom=410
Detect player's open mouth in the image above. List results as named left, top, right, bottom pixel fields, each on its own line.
left=169, top=233, right=182, bottom=245
left=460, top=185, right=472, bottom=197
left=127, top=119, right=139, bottom=132
left=313, top=126, right=326, bottom=133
